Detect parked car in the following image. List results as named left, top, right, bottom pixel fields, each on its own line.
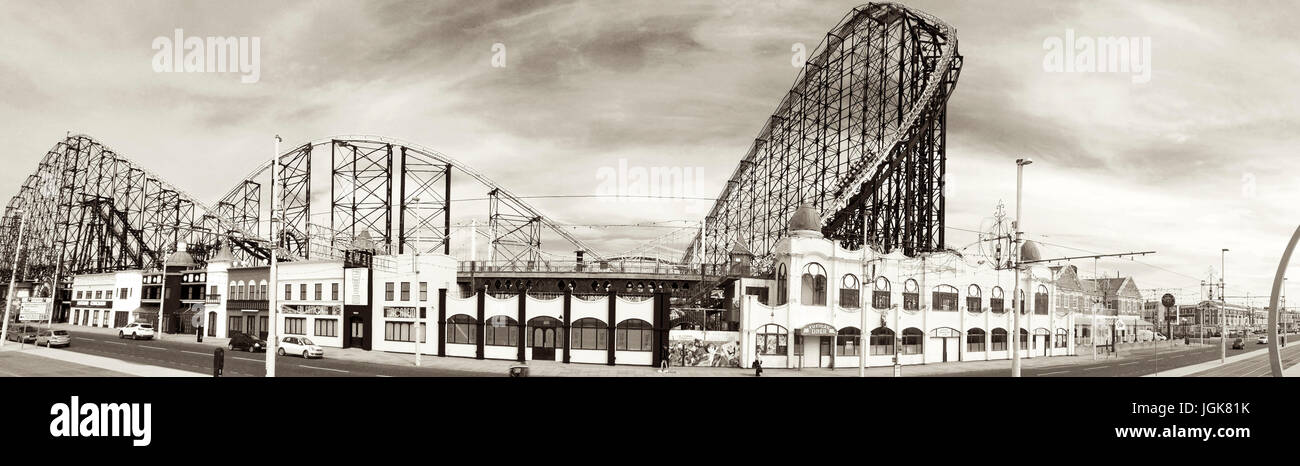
left=1232, top=338, right=1245, bottom=350
left=35, top=329, right=71, bottom=347
left=117, top=322, right=155, bottom=340
left=1155, top=334, right=1167, bottom=341
left=1257, top=336, right=1268, bottom=344
left=277, top=336, right=324, bottom=359
left=5, top=324, right=39, bottom=343
left=228, top=331, right=266, bottom=352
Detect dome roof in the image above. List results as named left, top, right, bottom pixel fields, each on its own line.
left=1020, top=240, right=1042, bottom=263
left=788, top=204, right=822, bottom=235
left=164, top=250, right=197, bottom=267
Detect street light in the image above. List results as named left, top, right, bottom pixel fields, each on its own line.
left=1, top=208, right=29, bottom=348
left=1220, top=248, right=1228, bottom=364
left=1011, top=157, right=1031, bottom=377
left=266, top=135, right=282, bottom=377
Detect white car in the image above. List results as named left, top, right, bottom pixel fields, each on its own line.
left=117, top=322, right=155, bottom=340
left=277, top=336, right=324, bottom=359
left=1257, top=336, right=1268, bottom=344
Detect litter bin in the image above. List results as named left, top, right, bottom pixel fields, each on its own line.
left=213, top=347, right=225, bottom=377
left=509, top=365, right=529, bottom=377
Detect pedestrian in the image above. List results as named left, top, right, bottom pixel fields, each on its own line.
left=753, top=358, right=763, bottom=377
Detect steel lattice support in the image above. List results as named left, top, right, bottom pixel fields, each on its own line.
left=399, top=146, right=451, bottom=255
left=331, top=140, right=393, bottom=254
left=488, top=188, right=541, bottom=269
left=277, top=143, right=312, bottom=258
left=683, top=2, right=962, bottom=273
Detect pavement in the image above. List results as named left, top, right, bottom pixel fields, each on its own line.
left=15, top=322, right=1300, bottom=377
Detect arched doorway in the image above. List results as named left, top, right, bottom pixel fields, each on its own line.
left=528, top=316, right=562, bottom=361
left=929, top=327, right=960, bottom=362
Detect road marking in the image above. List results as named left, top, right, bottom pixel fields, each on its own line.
left=1120, top=361, right=1140, bottom=366
left=299, top=365, right=348, bottom=373
left=233, top=356, right=262, bottom=362
left=103, top=341, right=127, bottom=346
left=1082, top=366, right=1107, bottom=371
left=181, top=350, right=209, bottom=356
left=375, top=374, right=393, bottom=377
left=140, top=345, right=166, bottom=350
left=74, top=337, right=97, bottom=341
left=1038, top=370, right=1070, bottom=376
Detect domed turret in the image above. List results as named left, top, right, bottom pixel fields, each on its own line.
left=788, top=204, right=823, bottom=238
left=164, top=249, right=197, bottom=268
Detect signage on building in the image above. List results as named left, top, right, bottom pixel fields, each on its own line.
left=798, top=323, right=836, bottom=336
left=1115, top=319, right=1127, bottom=331
left=930, top=327, right=958, bottom=338
left=282, top=304, right=342, bottom=316
left=75, top=300, right=112, bottom=308
left=384, top=306, right=416, bottom=318
left=18, top=298, right=51, bottom=321
left=345, top=268, right=369, bottom=306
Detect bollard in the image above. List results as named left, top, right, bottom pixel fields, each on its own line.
left=197, top=326, right=203, bottom=343
left=213, top=347, right=225, bottom=377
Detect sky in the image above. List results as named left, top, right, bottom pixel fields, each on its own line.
left=1, top=0, right=1298, bottom=307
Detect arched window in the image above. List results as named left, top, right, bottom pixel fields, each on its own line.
left=870, top=327, right=895, bottom=355
left=902, top=279, right=919, bottom=310
left=901, top=327, right=924, bottom=354
left=756, top=324, right=787, bottom=355
left=485, top=316, right=518, bottom=346
left=527, top=316, right=562, bottom=349
left=966, top=285, right=982, bottom=312
left=967, top=328, right=986, bottom=352
left=446, top=315, right=477, bottom=345
left=872, top=277, right=891, bottom=309
left=991, top=286, right=1005, bottom=313
left=800, top=262, right=827, bottom=306
left=839, top=274, right=860, bottom=308
left=1019, top=328, right=1029, bottom=350
left=991, top=328, right=1008, bottom=351
left=837, top=327, right=861, bottom=355
left=776, top=264, right=788, bottom=305
left=1055, top=328, right=1068, bottom=348
left=1034, top=284, right=1049, bottom=315
left=572, top=318, right=608, bottom=350
left=616, top=319, right=653, bottom=351
left=1018, top=290, right=1027, bottom=314
left=932, top=284, right=958, bottom=311
left=259, top=281, right=268, bottom=301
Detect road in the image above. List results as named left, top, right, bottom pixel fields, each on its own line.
left=929, top=336, right=1299, bottom=377
left=1190, top=339, right=1300, bottom=377
left=57, top=328, right=493, bottom=377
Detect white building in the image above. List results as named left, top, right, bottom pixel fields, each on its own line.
left=736, top=205, right=1075, bottom=369
left=69, top=270, right=142, bottom=329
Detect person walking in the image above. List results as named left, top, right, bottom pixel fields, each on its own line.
left=753, top=358, right=763, bottom=377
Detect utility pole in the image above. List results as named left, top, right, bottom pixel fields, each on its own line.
left=266, top=135, right=281, bottom=377
left=1011, top=158, right=1031, bottom=377
left=1, top=209, right=29, bottom=348
left=1221, top=248, right=1228, bottom=364
left=412, top=197, right=423, bottom=367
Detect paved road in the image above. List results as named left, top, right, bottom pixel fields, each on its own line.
left=1190, top=339, right=1300, bottom=377
left=57, top=329, right=493, bottom=377
left=931, top=337, right=1299, bottom=377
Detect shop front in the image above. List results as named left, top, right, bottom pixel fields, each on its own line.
left=795, top=323, right=836, bottom=368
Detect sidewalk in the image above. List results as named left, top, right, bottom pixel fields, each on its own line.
left=43, top=322, right=1207, bottom=377
left=0, top=343, right=203, bottom=377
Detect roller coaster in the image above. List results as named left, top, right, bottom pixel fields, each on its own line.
left=1, top=2, right=961, bottom=295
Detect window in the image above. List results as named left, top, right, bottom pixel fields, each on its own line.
left=485, top=316, right=518, bottom=346
left=966, top=284, right=982, bottom=312
left=331, top=283, right=339, bottom=301
left=991, top=328, right=1008, bottom=351
left=756, top=324, right=787, bottom=355
left=420, top=282, right=428, bottom=302
left=228, top=316, right=242, bottom=336
left=284, top=317, right=306, bottom=335
left=1034, top=285, right=1049, bottom=315
left=901, top=328, right=923, bottom=354
left=1055, top=329, right=1068, bottom=348
left=76, top=291, right=82, bottom=299
left=1019, top=328, right=1029, bottom=350
left=401, top=282, right=410, bottom=301
left=837, top=327, right=861, bottom=355
left=870, top=327, right=895, bottom=355
left=991, top=286, right=1005, bottom=314
left=616, top=319, right=653, bottom=351
left=300, top=284, right=307, bottom=301
left=385, top=321, right=427, bottom=343
left=776, top=264, right=788, bottom=305
left=284, top=284, right=291, bottom=300
left=902, top=279, right=919, bottom=310
left=872, top=277, right=891, bottom=309
left=385, top=282, right=394, bottom=301
left=1018, top=290, right=1027, bottom=314
left=314, top=283, right=322, bottom=301
left=932, top=284, right=959, bottom=311
left=121, top=288, right=128, bottom=299
left=800, top=263, right=827, bottom=306
left=840, top=274, right=860, bottom=308
left=446, top=315, right=477, bottom=344
left=967, top=328, right=986, bottom=352
left=314, top=319, right=337, bottom=337
left=572, top=318, right=608, bottom=350
left=259, top=283, right=267, bottom=300
left=95, top=290, right=102, bottom=299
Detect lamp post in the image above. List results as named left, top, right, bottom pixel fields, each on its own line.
left=1, top=209, right=29, bottom=348
left=1220, top=248, right=1228, bottom=364
left=266, top=135, right=281, bottom=377
left=1011, top=158, right=1032, bottom=377
left=412, top=196, right=422, bottom=368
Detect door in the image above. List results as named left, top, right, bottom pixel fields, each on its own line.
left=528, top=317, right=561, bottom=361
left=246, top=316, right=257, bottom=336
left=349, top=316, right=365, bottom=349
left=207, top=312, right=217, bottom=337
left=942, top=337, right=959, bottom=362
left=114, top=311, right=129, bottom=329
left=802, top=336, right=821, bottom=368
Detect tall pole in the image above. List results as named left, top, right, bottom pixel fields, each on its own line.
left=1011, top=158, right=1031, bottom=377
left=266, top=135, right=281, bottom=377
left=859, top=211, right=867, bottom=377
left=157, top=246, right=169, bottom=341
left=1220, top=248, right=1227, bottom=364
left=1, top=210, right=29, bottom=348
left=413, top=197, right=422, bottom=367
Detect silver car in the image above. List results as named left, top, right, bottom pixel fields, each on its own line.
left=35, top=329, right=71, bottom=347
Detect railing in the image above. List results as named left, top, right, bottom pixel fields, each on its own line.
left=458, top=260, right=731, bottom=276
